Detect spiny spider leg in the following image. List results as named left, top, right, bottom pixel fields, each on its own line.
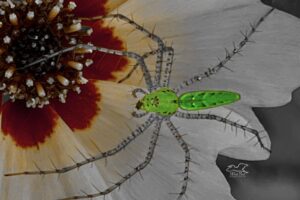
left=131, top=111, right=149, bottom=118
left=161, top=47, right=174, bottom=88
left=80, top=13, right=167, bottom=88
left=22, top=44, right=154, bottom=90
left=131, top=88, right=148, bottom=98
left=4, top=115, right=156, bottom=176
left=59, top=117, right=163, bottom=200
left=118, top=49, right=159, bottom=83
left=85, top=45, right=153, bottom=90
left=166, top=119, right=191, bottom=200
left=174, top=8, right=274, bottom=93
left=175, top=112, right=271, bottom=153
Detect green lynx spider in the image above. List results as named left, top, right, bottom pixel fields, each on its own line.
left=5, top=10, right=273, bottom=200
left=136, top=88, right=240, bottom=116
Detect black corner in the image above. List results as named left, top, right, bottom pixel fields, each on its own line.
left=261, top=0, right=300, bottom=18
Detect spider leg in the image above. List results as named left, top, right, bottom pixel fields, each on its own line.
left=160, top=47, right=174, bottom=88
left=131, top=88, right=148, bottom=98
left=173, top=8, right=274, bottom=93
left=80, top=13, right=168, bottom=88
left=23, top=44, right=154, bottom=91
left=131, top=111, right=149, bottom=118
left=165, top=119, right=191, bottom=200
left=87, top=44, right=155, bottom=91
left=175, top=111, right=271, bottom=153
left=118, top=49, right=158, bottom=83
left=59, top=117, right=163, bottom=200
left=4, top=115, right=156, bottom=176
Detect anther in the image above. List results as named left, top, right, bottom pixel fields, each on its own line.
left=67, top=61, right=83, bottom=70
left=27, top=11, right=35, bottom=20
left=3, top=36, right=11, bottom=44
left=26, top=78, right=34, bottom=87
left=56, top=23, right=63, bottom=30
left=47, top=77, right=55, bottom=84
left=85, top=59, right=94, bottom=67
left=76, top=76, right=88, bottom=84
left=56, top=75, right=70, bottom=86
left=86, top=28, right=93, bottom=36
left=8, top=84, right=17, bottom=94
left=9, top=13, right=18, bottom=26
left=67, top=1, right=77, bottom=11
left=36, top=82, right=46, bottom=97
left=0, top=83, right=6, bottom=90
left=64, top=23, right=82, bottom=33
left=5, top=66, right=16, bottom=79
left=74, top=86, right=81, bottom=94
left=5, top=56, right=14, bottom=63
left=35, top=0, right=42, bottom=5
left=48, top=5, right=60, bottom=21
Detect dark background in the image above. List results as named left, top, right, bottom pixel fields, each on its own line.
left=216, top=1, right=300, bottom=199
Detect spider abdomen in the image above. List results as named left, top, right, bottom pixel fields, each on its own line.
left=178, top=91, right=240, bottom=111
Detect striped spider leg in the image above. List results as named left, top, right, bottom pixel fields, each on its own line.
left=79, top=13, right=170, bottom=90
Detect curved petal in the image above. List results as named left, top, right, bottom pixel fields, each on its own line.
left=172, top=106, right=270, bottom=161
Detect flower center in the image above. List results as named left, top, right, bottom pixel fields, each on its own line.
left=11, top=27, right=61, bottom=75
left=0, top=0, right=94, bottom=108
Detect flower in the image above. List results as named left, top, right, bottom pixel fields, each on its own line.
left=0, top=0, right=300, bottom=200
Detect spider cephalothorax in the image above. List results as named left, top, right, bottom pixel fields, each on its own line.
left=0, top=0, right=93, bottom=108
left=136, top=88, right=179, bottom=116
